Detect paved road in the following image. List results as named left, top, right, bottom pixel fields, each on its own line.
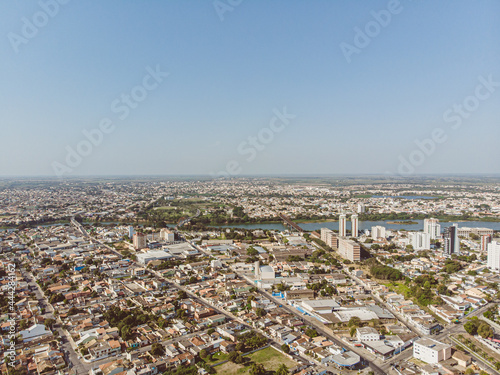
left=70, top=220, right=316, bottom=371
left=22, top=270, right=89, bottom=375
left=190, top=241, right=385, bottom=374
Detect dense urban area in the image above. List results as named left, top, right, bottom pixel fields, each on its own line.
left=2, top=176, right=500, bottom=375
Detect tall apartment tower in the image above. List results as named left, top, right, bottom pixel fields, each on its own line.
left=357, top=204, right=365, bottom=214
left=487, top=241, right=500, bottom=272
left=423, top=218, right=441, bottom=240
left=444, top=224, right=459, bottom=256
left=133, top=232, right=147, bottom=250
left=410, top=232, right=431, bottom=250
left=371, top=226, right=386, bottom=240
left=351, top=214, right=359, bottom=238
left=481, top=234, right=493, bottom=252
left=338, top=214, right=347, bottom=237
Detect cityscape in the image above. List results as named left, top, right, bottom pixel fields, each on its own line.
left=1, top=1, right=500, bottom=375
left=1, top=177, right=500, bottom=375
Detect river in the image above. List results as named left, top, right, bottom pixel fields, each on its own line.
left=216, top=220, right=500, bottom=232
left=3, top=220, right=500, bottom=233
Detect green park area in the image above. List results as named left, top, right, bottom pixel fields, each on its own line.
left=215, top=347, right=297, bottom=375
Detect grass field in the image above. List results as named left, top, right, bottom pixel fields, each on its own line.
left=382, top=281, right=410, bottom=296
left=215, top=347, right=297, bottom=375
left=204, top=352, right=228, bottom=365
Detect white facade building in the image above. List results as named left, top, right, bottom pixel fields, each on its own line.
left=371, top=226, right=386, bottom=240
left=413, top=338, right=451, bottom=364
left=356, top=327, right=379, bottom=342
left=487, top=241, right=500, bottom=272
left=339, top=214, right=347, bottom=237
left=160, top=228, right=175, bottom=242
left=409, top=232, right=431, bottom=250
left=351, top=214, right=359, bottom=238
left=423, top=218, right=441, bottom=240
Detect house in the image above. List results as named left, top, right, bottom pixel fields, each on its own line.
left=220, top=340, right=236, bottom=353
left=452, top=350, right=472, bottom=367
left=19, top=324, right=53, bottom=343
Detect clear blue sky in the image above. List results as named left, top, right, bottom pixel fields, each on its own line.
left=1, top=1, right=499, bottom=177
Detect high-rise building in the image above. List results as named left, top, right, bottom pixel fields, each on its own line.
left=128, top=226, right=135, bottom=239
left=351, top=214, right=359, bottom=238
left=423, top=218, right=441, bottom=240
left=338, top=237, right=361, bottom=262
left=487, top=241, right=500, bottom=272
left=339, top=214, right=347, bottom=237
left=357, top=203, right=365, bottom=214
left=371, top=226, right=386, bottom=240
left=443, top=224, right=459, bottom=256
left=409, top=232, right=431, bottom=250
left=133, top=232, right=147, bottom=250
left=481, top=234, right=493, bottom=252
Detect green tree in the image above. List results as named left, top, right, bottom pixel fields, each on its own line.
left=151, top=342, right=165, bottom=356
left=305, top=328, right=318, bottom=338
left=255, top=308, right=266, bottom=317
left=464, top=319, right=481, bottom=336
left=281, top=344, right=290, bottom=354
left=249, top=363, right=266, bottom=375
left=350, top=327, right=357, bottom=337
left=276, top=364, right=289, bottom=375
left=44, top=318, right=56, bottom=330
left=228, top=351, right=241, bottom=363
left=478, top=322, right=494, bottom=338
left=348, top=316, right=361, bottom=327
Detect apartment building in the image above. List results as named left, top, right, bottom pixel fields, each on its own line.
left=413, top=338, right=451, bottom=364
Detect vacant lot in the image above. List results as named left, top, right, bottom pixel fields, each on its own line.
left=215, top=347, right=298, bottom=375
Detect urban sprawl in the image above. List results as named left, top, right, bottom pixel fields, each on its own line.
left=2, top=177, right=500, bottom=375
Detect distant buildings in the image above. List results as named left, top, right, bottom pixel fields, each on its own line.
left=443, top=224, right=459, bottom=256
left=338, top=237, right=361, bottom=262
left=457, top=227, right=494, bottom=238
left=423, top=218, right=440, bottom=240
left=413, top=338, right=451, bottom=364
left=339, top=214, right=347, bottom=237
left=487, top=241, right=500, bottom=272
left=133, top=232, right=147, bottom=250
left=409, top=232, right=430, bottom=251
left=371, top=226, right=386, bottom=240
left=351, top=214, right=359, bottom=238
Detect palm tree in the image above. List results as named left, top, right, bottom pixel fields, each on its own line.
left=276, top=364, right=289, bottom=375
